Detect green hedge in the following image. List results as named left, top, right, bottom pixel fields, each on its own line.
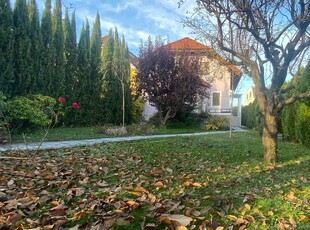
left=281, top=101, right=310, bottom=146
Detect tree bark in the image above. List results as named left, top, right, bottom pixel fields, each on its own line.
left=121, top=81, right=125, bottom=127
left=261, top=107, right=278, bottom=164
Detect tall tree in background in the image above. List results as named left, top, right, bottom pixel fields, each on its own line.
left=0, top=0, right=14, bottom=98
left=112, top=34, right=131, bottom=126
left=51, top=0, right=65, bottom=97
left=76, top=21, right=91, bottom=123
left=138, top=37, right=209, bottom=126
left=89, top=12, right=102, bottom=122
left=28, top=0, right=42, bottom=93
left=63, top=9, right=77, bottom=102
left=101, top=29, right=132, bottom=125
left=101, top=30, right=114, bottom=123
left=12, top=0, right=31, bottom=96
left=182, top=0, right=310, bottom=164
left=40, top=0, right=53, bottom=95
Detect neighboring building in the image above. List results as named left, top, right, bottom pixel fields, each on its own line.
left=142, top=37, right=243, bottom=126
left=245, top=86, right=255, bottom=106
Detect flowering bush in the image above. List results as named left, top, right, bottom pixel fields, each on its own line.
left=0, top=93, right=80, bottom=144
left=58, top=96, right=66, bottom=103
left=5, top=95, right=80, bottom=131
left=72, top=102, right=80, bottom=110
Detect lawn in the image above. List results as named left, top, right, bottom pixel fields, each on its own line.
left=0, top=131, right=309, bottom=229
left=11, top=125, right=209, bottom=143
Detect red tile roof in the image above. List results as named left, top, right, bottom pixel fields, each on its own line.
left=165, top=37, right=242, bottom=78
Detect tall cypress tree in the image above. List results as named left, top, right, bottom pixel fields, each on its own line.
left=12, top=0, right=31, bottom=96
left=121, top=36, right=132, bottom=124
left=51, top=0, right=65, bottom=97
left=89, top=12, right=102, bottom=122
left=101, top=29, right=116, bottom=124
left=63, top=9, right=77, bottom=102
left=0, top=0, right=14, bottom=98
left=40, top=0, right=53, bottom=95
left=28, top=0, right=42, bottom=93
left=101, top=28, right=132, bottom=125
left=75, top=21, right=91, bottom=124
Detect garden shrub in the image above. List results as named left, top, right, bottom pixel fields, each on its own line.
left=296, top=103, right=310, bottom=146
left=204, top=115, right=229, bottom=130
left=6, top=95, right=56, bottom=131
left=97, top=124, right=128, bottom=136
left=131, top=96, right=144, bottom=123
left=0, top=92, right=10, bottom=143
left=126, top=124, right=155, bottom=135
left=281, top=101, right=310, bottom=146
left=175, top=111, right=209, bottom=128
left=148, top=112, right=161, bottom=127
left=242, top=100, right=259, bottom=129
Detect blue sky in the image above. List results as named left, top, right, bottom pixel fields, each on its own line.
left=28, top=0, right=196, bottom=55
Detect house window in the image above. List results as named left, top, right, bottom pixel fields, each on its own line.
left=212, top=92, right=221, bottom=106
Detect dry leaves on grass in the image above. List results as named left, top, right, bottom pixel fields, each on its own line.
left=0, top=143, right=308, bottom=229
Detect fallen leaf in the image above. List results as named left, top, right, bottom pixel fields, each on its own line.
left=127, top=200, right=137, bottom=206
left=97, top=181, right=109, bottom=187
left=130, top=191, right=142, bottom=197
left=50, top=200, right=60, bottom=207
left=7, top=179, right=14, bottom=186
left=159, top=214, right=192, bottom=227
left=298, top=215, right=308, bottom=222
left=289, top=216, right=297, bottom=228
left=154, top=181, right=164, bottom=187
left=192, top=182, right=202, bottom=188
left=244, top=215, right=255, bottom=223
left=215, top=227, right=224, bottom=230
left=148, top=193, right=156, bottom=203
left=48, top=202, right=66, bottom=217
left=226, top=215, right=238, bottom=221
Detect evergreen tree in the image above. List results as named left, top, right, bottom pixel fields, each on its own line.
left=40, top=0, right=53, bottom=95
left=101, top=29, right=115, bottom=123
left=28, top=0, right=42, bottom=93
left=0, top=0, right=14, bottom=98
left=51, top=0, right=65, bottom=97
left=75, top=21, right=91, bottom=123
left=12, top=0, right=31, bottom=96
left=101, top=28, right=132, bottom=125
left=63, top=9, right=77, bottom=102
left=89, top=12, right=102, bottom=122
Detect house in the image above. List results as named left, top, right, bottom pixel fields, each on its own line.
left=245, top=86, right=255, bottom=106
left=142, top=37, right=243, bottom=126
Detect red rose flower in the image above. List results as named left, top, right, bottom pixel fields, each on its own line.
left=4, top=122, right=11, bottom=127
left=72, top=102, right=80, bottom=110
left=58, top=96, right=66, bottom=103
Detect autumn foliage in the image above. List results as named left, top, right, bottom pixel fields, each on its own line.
left=137, top=37, right=210, bottom=126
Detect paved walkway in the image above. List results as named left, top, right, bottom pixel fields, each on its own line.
left=0, top=127, right=245, bottom=152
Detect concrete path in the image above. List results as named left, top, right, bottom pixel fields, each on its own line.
left=0, top=127, right=245, bottom=152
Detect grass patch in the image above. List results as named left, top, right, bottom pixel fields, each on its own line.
left=10, top=124, right=210, bottom=143
left=11, top=126, right=109, bottom=143
left=0, top=131, right=309, bottom=229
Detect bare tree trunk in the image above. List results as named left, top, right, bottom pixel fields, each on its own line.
left=121, top=81, right=125, bottom=127
left=261, top=107, right=278, bottom=164
left=161, top=110, right=172, bottom=126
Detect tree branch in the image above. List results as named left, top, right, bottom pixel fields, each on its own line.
left=277, top=91, right=310, bottom=110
